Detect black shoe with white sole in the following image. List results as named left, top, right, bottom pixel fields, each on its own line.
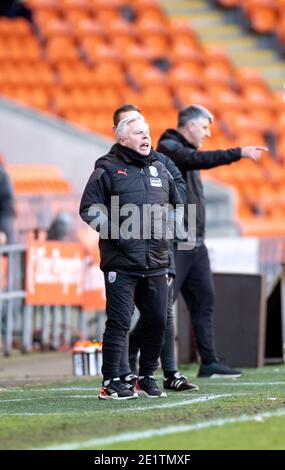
left=135, top=376, right=167, bottom=398
left=198, top=362, right=242, bottom=378
left=163, top=372, right=199, bottom=391
left=99, top=378, right=138, bottom=400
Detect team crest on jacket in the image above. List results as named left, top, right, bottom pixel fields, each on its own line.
left=149, top=166, right=158, bottom=177
left=108, top=271, right=117, bottom=283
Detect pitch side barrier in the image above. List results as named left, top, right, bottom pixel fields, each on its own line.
left=177, top=237, right=285, bottom=368
left=0, top=241, right=106, bottom=356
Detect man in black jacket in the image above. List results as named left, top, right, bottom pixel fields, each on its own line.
left=80, top=116, right=183, bottom=399
left=157, top=104, right=268, bottom=378
left=0, top=156, right=15, bottom=244
left=105, top=105, right=198, bottom=392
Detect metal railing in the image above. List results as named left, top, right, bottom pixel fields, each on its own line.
left=0, top=244, right=26, bottom=355
left=0, top=243, right=105, bottom=356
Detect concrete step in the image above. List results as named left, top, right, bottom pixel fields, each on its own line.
left=265, top=76, right=285, bottom=90
left=231, top=50, right=279, bottom=67
left=162, top=0, right=219, bottom=18
left=181, top=12, right=223, bottom=27
left=161, top=0, right=285, bottom=91
left=256, top=62, right=285, bottom=73
left=162, top=0, right=212, bottom=12
left=196, top=24, right=244, bottom=39
left=162, top=4, right=208, bottom=13
left=200, top=36, right=258, bottom=51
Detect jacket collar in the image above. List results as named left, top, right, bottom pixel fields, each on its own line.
left=115, top=144, right=155, bottom=167
left=159, top=128, right=197, bottom=150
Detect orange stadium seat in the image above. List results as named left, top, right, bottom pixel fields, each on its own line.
left=92, top=62, right=126, bottom=86
left=64, top=10, right=90, bottom=29
left=82, top=41, right=121, bottom=64
left=140, top=34, right=170, bottom=59
left=45, top=37, right=79, bottom=63
left=127, top=63, right=166, bottom=88
left=168, top=17, right=196, bottom=36
left=94, top=7, right=121, bottom=24
left=59, top=0, right=92, bottom=11
left=56, top=62, right=92, bottom=87
left=242, top=0, right=278, bottom=34
left=33, top=10, right=60, bottom=32
left=88, top=87, right=122, bottom=110
left=29, top=0, right=61, bottom=28
left=26, top=0, right=59, bottom=8
left=247, top=109, right=275, bottom=134
left=277, top=13, right=285, bottom=44
left=176, top=88, right=217, bottom=114
left=168, top=63, right=204, bottom=90
left=133, top=85, right=175, bottom=112
left=132, top=0, right=166, bottom=19
left=0, top=17, right=31, bottom=37
left=107, top=17, right=136, bottom=39
left=111, top=36, right=138, bottom=55
left=6, top=164, right=73, bottom=194
left=211, top=89, right=245, bottom=114
left=90, top=0, right=126, bottom=7
left=204, top=64, right=234, bottom=88
left=74, top=18, right=106, bottom=39
left=170, top=43, right=203, bottom=66
left=203, top=44, right=233, bottom=70
left=235, top=67, right=269, bottom=91
left=41, top=18, right=75, bottom=39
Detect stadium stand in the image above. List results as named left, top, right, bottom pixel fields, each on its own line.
left=0, top=0, right=285, bottom=236
left=5, top=163, right=76, bottom=238
left=217, top=0, right=285, bottom=38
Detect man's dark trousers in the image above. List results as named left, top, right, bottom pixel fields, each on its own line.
left=174, top=243, right=218, bottom=364
left=102, top=271, right=168, bottom=380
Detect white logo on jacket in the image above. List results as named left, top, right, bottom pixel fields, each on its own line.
left=108, top=272, right=117, bottom=283
left=150, top=177, right=162, bottom=187
left=149, top=166, right=158, bottom=177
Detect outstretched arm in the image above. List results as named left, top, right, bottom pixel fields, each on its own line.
left=240, top=146, right=268, bottom=161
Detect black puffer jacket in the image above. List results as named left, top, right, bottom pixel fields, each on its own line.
left=80, top=145, right=182, bottom=273
left=0, top=166, right=15, bottom=218
left=157, top=129, right=241, bottom=239
left=95, top=144, right=187, bottom=275
left=96, top=144, right=188, bottom=204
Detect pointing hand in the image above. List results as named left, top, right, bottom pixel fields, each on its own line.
left=241, top=146, right=268, bottom=161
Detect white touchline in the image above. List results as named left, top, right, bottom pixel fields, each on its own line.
left=199, top=382, right=285, bottom=386
left=113, top=394, right=240, bottom=413
left=1, top=381, right=284, bottom=393
left=0, top=393, right=235, bottom=412
left=0, top=398, right=36, bottom=402
left=40, top=408, right=285, bottom=450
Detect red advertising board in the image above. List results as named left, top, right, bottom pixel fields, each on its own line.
left=26, top=240, right=105, bottom=309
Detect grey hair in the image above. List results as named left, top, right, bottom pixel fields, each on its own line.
left=178, top=105, right=214, bottom=128
left=115, top=115, right=144, bottom=141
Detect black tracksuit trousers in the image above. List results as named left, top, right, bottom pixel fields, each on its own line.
left=174, top=243, right=218, bottom=364
left=102, top=271, right=168, bottom=380
left=128, top=278, right=177, bottom=374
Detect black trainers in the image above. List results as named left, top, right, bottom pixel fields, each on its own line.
left=121, top=373, right=138, bottom=391
left=135, top=376, right=167, bottom=398
left=163, top=372, right=199, bottom=392
left=197, top=362, right=242, bottom=378
left=99, top=378, right=139, bottom=400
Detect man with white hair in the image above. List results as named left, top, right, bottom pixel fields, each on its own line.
left=80, top=116, right=183, bottom=399
left=96, top=104, right=199, bottom=393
